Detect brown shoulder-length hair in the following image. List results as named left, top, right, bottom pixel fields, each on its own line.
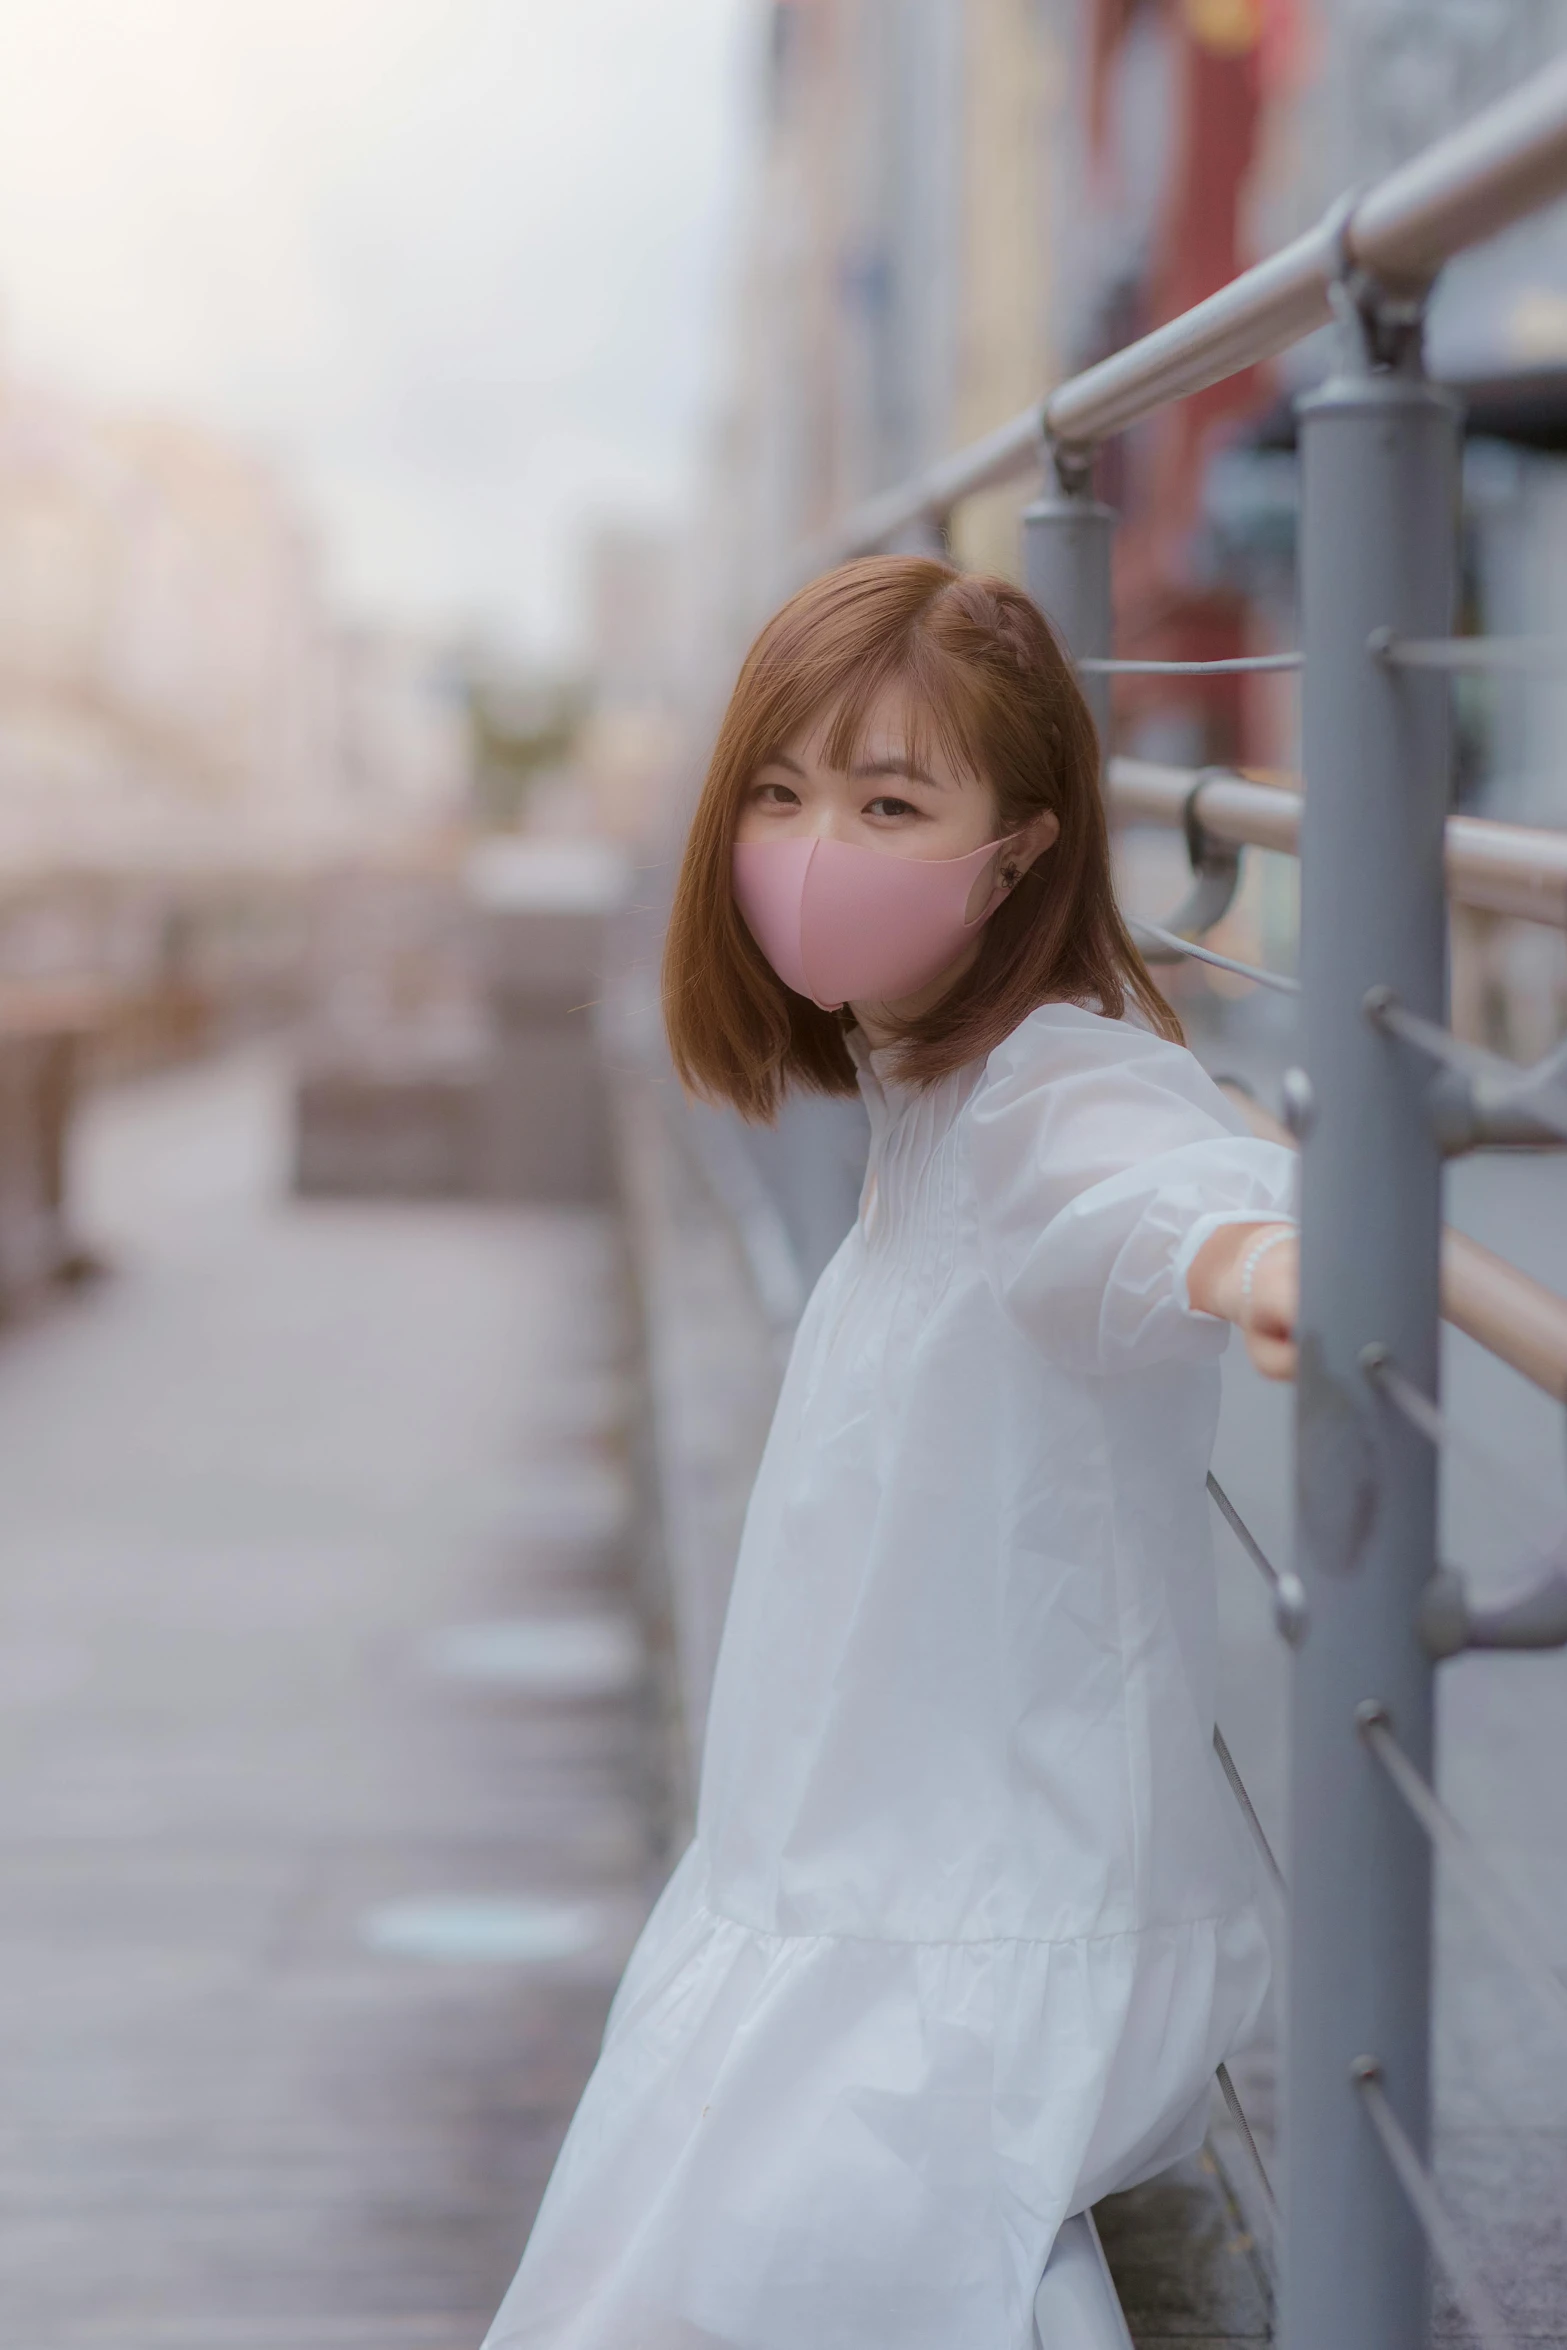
left=663, top=555, right=1180, bottom=1121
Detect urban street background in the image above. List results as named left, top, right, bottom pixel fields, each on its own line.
left=0, top=4, right=1562, bottom=2345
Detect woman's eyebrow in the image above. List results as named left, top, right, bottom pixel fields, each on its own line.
left=850, top=757, right=945, bottom=789
left=758, top=750, right=804, bottom=774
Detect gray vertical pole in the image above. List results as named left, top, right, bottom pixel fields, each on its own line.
left=1285, top=301, right=1459, bottom=2349
left=1022, top=459, right=1114, bottom=772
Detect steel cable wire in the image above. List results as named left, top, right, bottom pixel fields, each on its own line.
left=1357, top=1705, right=1567, bottom=2049
left=1207, top=1473, right=1282, bottom=1592
left=1212, top=1724, right=1287, bottom=1897
left=1374, top=632, right=1567, bottom=673
left=1206, top=1472, right=1309, bottom=1643
left=1214, top=2060, right=1278, bottom=2224
left=1127, top=919, right=1301, bottom=996
left=1079, top=653, right=1303, bottom=675
left=1351, top=2062, right=1514, bottom=2350
left=1361, top=1346, right=1567, bottom=1569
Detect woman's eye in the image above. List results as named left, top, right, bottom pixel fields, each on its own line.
left=752, top=780, right=799, bottom=807
left=866, top=795, right=918, bottom=819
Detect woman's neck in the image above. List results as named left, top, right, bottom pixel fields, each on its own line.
left=848, top=940, right=982, bottom=1046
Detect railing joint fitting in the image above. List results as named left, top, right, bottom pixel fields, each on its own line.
left=1045, top=436, right=1096, bottom=498
left=1325, top=193, right=1432, bottom=373
left=1181, top=768, right=1235, bottom=875
left=1136, top=770, right=1245, bottom=963
left=1421, top=1559, right=1567, bottom=1658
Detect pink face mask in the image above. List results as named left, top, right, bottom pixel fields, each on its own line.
left=732, top=832, right=1021, bottom=1013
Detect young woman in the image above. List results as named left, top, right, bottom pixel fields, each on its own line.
left=483, top=558, right=1298, bottom=2350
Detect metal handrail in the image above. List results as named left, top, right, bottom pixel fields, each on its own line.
left=1443, top=1230, right=1567, bottom=1405
left=1220, top=1088, right=1567, bottom=1405
left=1111, top=757, right=1567, bottom=931
left=818, top=410, right=1046, bottom=568
left=822, top=55, right=1567, bottom=557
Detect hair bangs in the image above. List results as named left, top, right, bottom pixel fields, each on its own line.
left=815, top=628, right=991, bottom=799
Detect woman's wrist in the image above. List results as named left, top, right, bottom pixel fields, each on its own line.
left=1187, top=1218, right=1296, bottom=1325
left=1238, top=1224, right=1297, bottom=1313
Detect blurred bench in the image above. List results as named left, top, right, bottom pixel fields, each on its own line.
left=293, top=842, right=629, bottom=1207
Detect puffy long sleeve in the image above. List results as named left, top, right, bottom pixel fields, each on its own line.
left=969, top=1005, right=1297, bottom=1374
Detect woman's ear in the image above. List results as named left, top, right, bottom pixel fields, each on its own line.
left=1014, top=809, right=1061, bottom=872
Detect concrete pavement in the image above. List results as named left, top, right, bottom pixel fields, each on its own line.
left=0, top=1046, right=654, bottom=2348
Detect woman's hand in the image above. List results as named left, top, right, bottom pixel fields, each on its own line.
left=1187, top=1221, right=1299, bottom=1381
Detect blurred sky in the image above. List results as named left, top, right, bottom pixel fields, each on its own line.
left=0, top=0, right=753, bottom=659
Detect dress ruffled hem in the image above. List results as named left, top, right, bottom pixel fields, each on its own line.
left=482, top=1843, right=1269, bottom=2350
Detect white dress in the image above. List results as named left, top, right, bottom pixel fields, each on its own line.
left=483, top=1001, right=1297, bottom=2350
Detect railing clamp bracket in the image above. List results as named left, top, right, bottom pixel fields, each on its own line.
left=1044, top=434, right=1096, bottom=499
left=1419, top=1560, right=1567, bottom=1660
left=1323, top=189, right=1430, bottom=373
left=1138, top=770, right=1244, bottom=961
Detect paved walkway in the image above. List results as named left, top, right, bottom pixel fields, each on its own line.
left=0, top=1047, right=654, bottom=2349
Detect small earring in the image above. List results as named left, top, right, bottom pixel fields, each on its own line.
left=1000, top=861, right=1021, bottom=889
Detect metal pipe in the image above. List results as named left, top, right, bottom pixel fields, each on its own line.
left=817, top=55, right=1567, bottom=558
left=1113, top=759, right=1304, bottom=854
left=820, top=408, right=1045, bottom=567
left=1440, top=1230, right=1567, bottom=1405
left=1350, top=48, right=1567, bottom=289
left=1282, top=312, right=1459, bottom=2350
left=1046, top=216, right=1345, bottom=452
left=1109, top=758, right=1567, bottom=929
left=1022, top=485, right=1114, bottom=768
left=1446, top=812, right=1567, bottom=927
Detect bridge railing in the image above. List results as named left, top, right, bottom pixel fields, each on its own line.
left=790, top=49, right=1567, bottom=2350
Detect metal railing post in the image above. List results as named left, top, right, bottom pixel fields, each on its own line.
left=1284, top=292, right=1460, bottom=2350
left=1022, top=457, right=1115, bottom=772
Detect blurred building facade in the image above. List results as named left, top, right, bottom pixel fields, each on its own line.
left=0, top=368, right=470, bottom=880
left=704, top=0, right=1058, bottom=654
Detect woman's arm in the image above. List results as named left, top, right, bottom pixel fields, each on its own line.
left=1187, top=1221, right=1298, bottom=1382
left=970, top=1016, right=1300, bottom=1377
